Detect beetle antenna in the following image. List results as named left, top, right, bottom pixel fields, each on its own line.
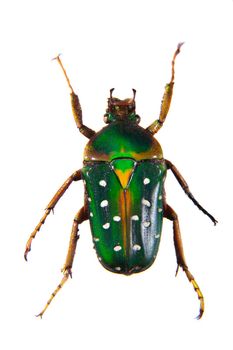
left=132, top=88, right=136, bottom=101
left=110, top=88, right=115, bottom=100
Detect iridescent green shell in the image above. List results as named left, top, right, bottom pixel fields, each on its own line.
left=82, top=121, right=166, bottom=274
left=82, top=159, right=166, bottom=274
left=84, top=121, right=163, bottom=161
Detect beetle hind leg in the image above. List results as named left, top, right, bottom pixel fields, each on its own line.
left=164, top=203, right=204, bottom=319
left=36, top=207, right=88, bottom=318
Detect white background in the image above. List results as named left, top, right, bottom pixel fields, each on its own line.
left=0, top=0, right=232, bottom=349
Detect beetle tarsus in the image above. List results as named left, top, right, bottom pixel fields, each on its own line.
left=171, top=42, right=184, bottom=82
left=187, top=193, right=218, bottom=225
left=24, top=208, right=51, bottom=260
left=54, top=55, right=96, bottom=139
left=34, top=208, right=87, bottom=317
left=53, top=54, right=74, bottom=93
left=36, top=271, right=70, bottom=319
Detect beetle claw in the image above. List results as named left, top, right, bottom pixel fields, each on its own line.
left=52, top=53, right=62, bottom=61
left=175, top=264, right=180, bottom=276
left=24, top=244, right=32, bottom=261
left=177, top=42, right=185, bottom=52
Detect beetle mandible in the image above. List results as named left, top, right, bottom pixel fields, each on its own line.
left=25, top=43, right=217, bottom=319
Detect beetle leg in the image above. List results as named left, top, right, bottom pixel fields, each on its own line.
left=147, top=43, right=184, bottom=135
left=36, top=207, right=88, bottom=318
left=165, top=159, right=218, bottom=225
left=164, top=203, right=204, bottom=319
left=53, top=55, right=96, bottom=139
left=24, top=170, right=82, bottom=260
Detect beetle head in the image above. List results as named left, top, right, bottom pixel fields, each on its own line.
left=104, top=89, right=140, bottom=124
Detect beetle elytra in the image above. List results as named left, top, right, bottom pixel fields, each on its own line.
left=25, top=43, right=217, bottom=319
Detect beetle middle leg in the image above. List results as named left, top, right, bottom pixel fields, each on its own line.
left=36, top=206, right=88, bottom=318
left=166, top=159, right=218, bottom=225
left=24, top=170, right=82, bottom=261
left=164, top=203, right=204, bottom=319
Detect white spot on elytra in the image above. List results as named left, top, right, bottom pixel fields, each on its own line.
left=90, top=212, right=93, bottom=217
left=100, top=200, right=108, bottom=207
left=143, top=221, right=151, bottom=228
left=98, top=257, right=102, bottom=261
left=115, top=266, right=121, bottom=271
left=155, top=234, right=160, bottom=238
left=88, top=197, right=91, bottom=202
left=158, top=208, right=163, bottom=212
left=103, top=223, right=110, bottom=229
left=133, top=244, right=141, bottom=251
left=113, top=216, right=121, bottom=222
left=159, top=195, right=162, bottom=200
left=114, top=245, right=122, bottom=251
left=99, top=180, right=107, bottom=187
left=132, top=215, right=139, bottom=221
left=142, top=199, right=151, bottom=207
left=94, top=237, right=99, bottom=242
left=143, top=178, right=150, bottom=185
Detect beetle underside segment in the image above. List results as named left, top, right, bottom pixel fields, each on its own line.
left=82, top=158, right=166, bottom=275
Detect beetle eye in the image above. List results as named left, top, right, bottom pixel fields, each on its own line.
left=103, top=114, right=109, bottom=123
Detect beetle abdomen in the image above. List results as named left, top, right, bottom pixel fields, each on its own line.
left=82, top=159, right=166, bottom=275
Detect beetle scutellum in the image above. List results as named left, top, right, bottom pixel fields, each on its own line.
left=25, top=43, right=217, bottom=319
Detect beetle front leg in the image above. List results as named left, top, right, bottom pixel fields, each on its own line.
left=164, top=203, right=204, bottom=319
left=53, top=55, right=96, bottom=139
left=24, top=170, right=82, bottom=260
left=36, top=207, right=88, bottom=318
left=166, top=159, right=218, bottom=225
left=147, top=43, right=184, bottom=135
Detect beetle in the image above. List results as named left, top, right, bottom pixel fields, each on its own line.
left=25, top=43, right=217, bottom=319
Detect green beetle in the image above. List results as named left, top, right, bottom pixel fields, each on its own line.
left=25, top=43, right=217, bottom=319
